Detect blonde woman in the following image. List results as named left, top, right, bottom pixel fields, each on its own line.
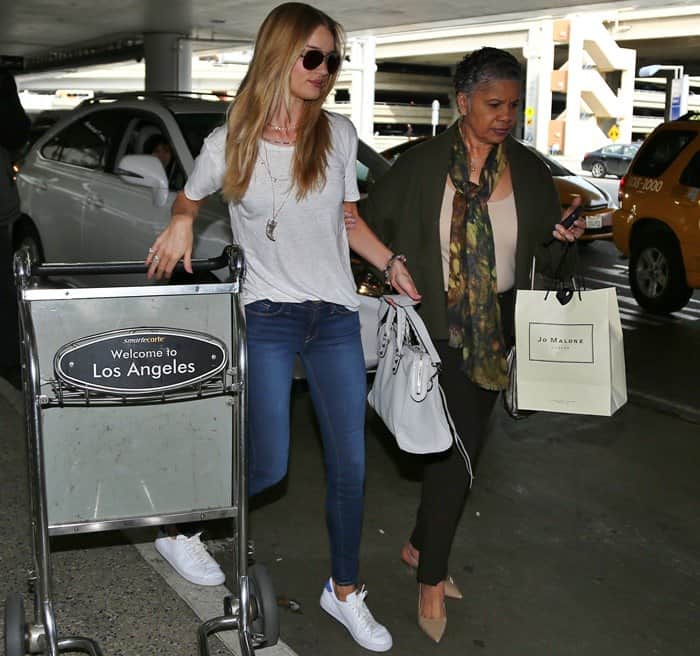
left=146, top=3, right=418, bottom=651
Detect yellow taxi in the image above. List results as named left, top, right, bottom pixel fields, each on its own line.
left=613, top=114, right=700, bottom=313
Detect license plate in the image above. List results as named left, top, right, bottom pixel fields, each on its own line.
left=586, top=215, right=603, bottom=229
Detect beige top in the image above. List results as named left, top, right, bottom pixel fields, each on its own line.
left=439, top=176, right=518, bottom=293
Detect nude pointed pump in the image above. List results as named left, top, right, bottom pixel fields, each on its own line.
left=400, top=544, right=464, bottom=600
left=418, top=586, right=447, bottom=643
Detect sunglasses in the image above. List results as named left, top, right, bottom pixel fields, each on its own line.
left=300, top=49, right=341, bottom=75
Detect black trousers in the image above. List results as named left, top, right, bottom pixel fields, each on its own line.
left=409, top=290, right=515, bottom=585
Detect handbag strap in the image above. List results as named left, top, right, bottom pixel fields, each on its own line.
left=403, top=305, right=441, bottom=365
left=438, top=384, right=474, bottom=485
left=377, top=303, right=394, bottom=358
left=381, top=295, right=441, bottom=366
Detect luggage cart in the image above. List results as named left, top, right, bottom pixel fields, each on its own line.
left=4, top=246, right=279, bottom=656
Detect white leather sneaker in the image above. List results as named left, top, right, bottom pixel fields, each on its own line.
left=320, top=578, right=393, bottom=652
left=154, top=533, right=225, bottom=586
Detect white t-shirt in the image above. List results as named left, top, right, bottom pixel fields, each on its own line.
left=185, top=112, right=361, bottom=308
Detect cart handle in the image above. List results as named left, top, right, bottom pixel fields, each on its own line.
left=28, top=245, right=243, bottom=277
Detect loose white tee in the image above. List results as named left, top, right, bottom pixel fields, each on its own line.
left=184, top=112, right=361, bottom=308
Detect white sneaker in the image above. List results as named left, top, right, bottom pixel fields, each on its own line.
left=154, top=533, right=225, bottom=586
left=320, top=578, right=393, bottom=652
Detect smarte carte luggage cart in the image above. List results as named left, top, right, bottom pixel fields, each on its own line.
left=4, top=246, right=279, bottom=656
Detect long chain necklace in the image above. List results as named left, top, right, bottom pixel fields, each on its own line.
left=259, top=141, right=293, bottom=241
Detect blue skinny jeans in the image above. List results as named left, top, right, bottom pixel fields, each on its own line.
left=245, top=299, right=367, bottom=586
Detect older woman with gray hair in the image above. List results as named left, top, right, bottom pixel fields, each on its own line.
left=351, top=47, right=585, bottom=642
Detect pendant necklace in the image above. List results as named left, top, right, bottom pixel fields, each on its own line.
left=260, top=141, right=293, bottom=241
left=468, top=154, right=486, bottom=174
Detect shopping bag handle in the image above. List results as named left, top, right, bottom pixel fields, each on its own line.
left=528, top=255, right=587, bottom=303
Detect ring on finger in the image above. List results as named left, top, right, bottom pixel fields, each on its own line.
left=153, top=254, right=160, bottom=263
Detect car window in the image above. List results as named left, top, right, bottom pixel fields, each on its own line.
left=623, top=144, right=639, bottom=157
left=679, top=150, right=700, bottom=188
left=522, top=142, right=572, bottom=176
left=118, top=113, right=187, bottom=192
left=604, top=145, right=623, bottom=155
left=174, top=112, right=227, bottom=158
left=40, top=110, right=128, bottom=170
left=357, top=140, right=390, bottom=196
left=632, top=130, right=696, bottom=178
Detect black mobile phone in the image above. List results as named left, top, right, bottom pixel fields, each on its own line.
left=560, top=203, right=583, bottom=230
left=544, top=203, right=583, bottom=246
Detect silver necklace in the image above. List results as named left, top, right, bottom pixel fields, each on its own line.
left=259, top=141, right=293, bottom=241
left=265, top=123, right=296, bottom=146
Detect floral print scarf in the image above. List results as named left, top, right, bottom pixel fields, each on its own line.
left=447, top=126, right=509, bottom=391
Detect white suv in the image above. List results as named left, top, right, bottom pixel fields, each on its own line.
left=15, top=93, right=388, bottom=280
left=13, top=92, right=388, bottom=365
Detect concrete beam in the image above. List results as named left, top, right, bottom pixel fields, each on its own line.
left=376, top=25, right=528, bottom=61
left=581, top=69, right=624, bottom=118
left=582, top=19, right=635, bottom=73
left=326, top=101, right=452, bottom=126
left=612, top=10, right=700, bottom=43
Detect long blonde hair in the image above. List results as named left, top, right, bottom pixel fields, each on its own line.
left=222, top=2, right=345, bottom=201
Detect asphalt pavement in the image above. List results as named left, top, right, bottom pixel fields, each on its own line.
left=1, top=308, right=699, bottom=656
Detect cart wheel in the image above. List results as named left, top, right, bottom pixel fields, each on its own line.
left=249, top=564, right=279, bottom=647
left=4, top=593, right=27, bottom=656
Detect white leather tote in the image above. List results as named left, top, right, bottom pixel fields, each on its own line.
left=367, top=295, right=471, bottom=474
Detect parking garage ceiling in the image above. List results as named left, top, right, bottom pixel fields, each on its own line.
left=0, top=0, right=688, bottom=72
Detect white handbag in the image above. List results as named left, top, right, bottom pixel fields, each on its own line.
left=367, top=295, right=472, bottom=475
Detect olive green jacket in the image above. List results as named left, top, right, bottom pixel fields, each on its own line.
left=359, top=123, right=575, bottom=339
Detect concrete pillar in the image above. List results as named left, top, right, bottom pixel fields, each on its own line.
left=349, top=36, right=377, bottom=146
left=523, top=20, right=554, bottom=152
left=144, top=33, right=192, bottom=92
left=618, top=50, right=636, bottom=143
left=564, top=20, right=584, bottom=161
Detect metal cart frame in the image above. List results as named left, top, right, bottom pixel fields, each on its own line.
left=4, top=246, right=278, bottom=656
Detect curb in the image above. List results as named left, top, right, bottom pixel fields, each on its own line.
left=629, top=388, right=700, bottom=424
left=132, top=537, right=298, bottom=656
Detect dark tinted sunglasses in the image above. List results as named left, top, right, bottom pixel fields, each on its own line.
left=301, top=49, right=341, bottom=75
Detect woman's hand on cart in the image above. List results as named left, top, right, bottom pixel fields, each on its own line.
left=146, top=193, right=201, bottom=280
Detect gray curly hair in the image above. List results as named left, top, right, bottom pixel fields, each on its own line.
left=453, top=47, right=521, bottom=96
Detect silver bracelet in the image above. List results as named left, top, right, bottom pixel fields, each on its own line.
left=383, top=253, right=407, bottom=283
